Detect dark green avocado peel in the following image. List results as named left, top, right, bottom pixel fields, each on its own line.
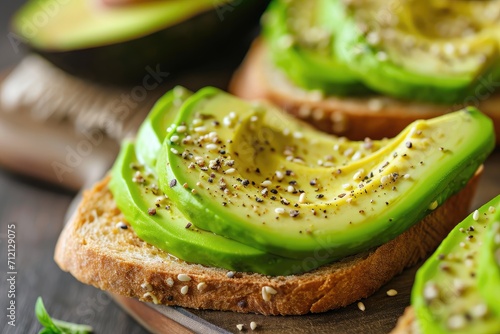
left=12, top=0, right=269, bottom=83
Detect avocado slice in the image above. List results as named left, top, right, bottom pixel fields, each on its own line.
left=136, top=86, right=192, bottom=172
left=477, top=205, right=500, bottom=316
left=12, top=0, right=269, bottom=83
left=333, top=0, right=500, bottom=104
left=412, top=195, right=500, bottom=333
left=263, top=0, right=367, bottom=95
left=262, top=0, right=500, bottom=103
left=109, top=141, right=313, bottom=275
left=158, top=87, right=494, bottom=260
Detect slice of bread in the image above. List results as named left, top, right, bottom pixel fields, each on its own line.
left=390, top=307, right=416, bottom=334
left=229, top=40, right=500, bottom=143
left=54, top=168, right=481, bottom=316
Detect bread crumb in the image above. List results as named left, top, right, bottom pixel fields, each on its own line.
left=357, top=301, right=366, bottom=311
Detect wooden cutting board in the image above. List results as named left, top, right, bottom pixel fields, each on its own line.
left=112, top=264, right=419, bottom=334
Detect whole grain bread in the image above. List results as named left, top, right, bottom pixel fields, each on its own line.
left=391, top=307, right=417, bottom=334
left=229, top=40, right=500, bottom=143
left=55, top=170, right=481, bottom=316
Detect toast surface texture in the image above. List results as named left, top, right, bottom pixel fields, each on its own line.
left=55, top=172, right=480, bottom=315
left=229, top=40, right=500, bottom=143
left=391, top=307, right=417, bottom=334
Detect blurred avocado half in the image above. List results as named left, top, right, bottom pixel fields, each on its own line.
left=11, top=0, right=269, bottom=84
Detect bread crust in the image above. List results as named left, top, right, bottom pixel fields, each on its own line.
left=390, top=307, right=416, bottom=334
left=55, top=171, right=480, bottom=316
left=229, top=40, right=500, bottom=143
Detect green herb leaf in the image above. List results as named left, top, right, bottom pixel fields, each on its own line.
left=35, top=297, right=57, bottom=330
left=38, top=328, right=56, bottom=334
left=35, top=297, right=93, bottom=334
left=53, top=319, right=93, bottom=334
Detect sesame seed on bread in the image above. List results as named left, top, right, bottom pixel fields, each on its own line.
left=54, top=169, right=481, bottom=315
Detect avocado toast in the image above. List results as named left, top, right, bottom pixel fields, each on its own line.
left=391, top=195, right=500, bottom=333
left=230, top=0, right=500, bottom=143
left=54, top=87, right=494, bottom=315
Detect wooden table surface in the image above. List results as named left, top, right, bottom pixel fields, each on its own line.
left=1, top=2, right=500, bottom=334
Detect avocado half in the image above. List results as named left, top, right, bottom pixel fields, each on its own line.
left=11, top=0, right=269, bottom=84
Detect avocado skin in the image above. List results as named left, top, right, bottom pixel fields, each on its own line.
left=412, top=195, right=500, bottom=333
left=159, top=87, right=495, bottom=260
left=16, top=1, right=269, bottom=85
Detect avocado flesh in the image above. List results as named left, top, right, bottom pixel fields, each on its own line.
left=412, top=196, right=500, bottom=333
left=477, top=205, right=500, bottom=316
left=262, top=0, right=500, bottom=104
left=159, top=87, right=495, bottom=259
left=263, top=0, right=367, bottom=95
left=136, top=86, right=192, bottom=172
left=333, top=0, right=500, bottom=104
left=109, top=141, right=312, bottom=275
left=13, top=0, right=231, bottom=51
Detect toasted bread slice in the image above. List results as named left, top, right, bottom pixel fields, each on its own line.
left=391, top=307, right=416, bottom=334
left=55, top=170, right=481, bottom=316
left=229, top=40, right=500, bottom=143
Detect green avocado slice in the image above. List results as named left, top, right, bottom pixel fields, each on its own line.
left=109, top=141, right=314, bottom=276
left=158, top=87, right=494, bottom=260
left=333, top=0, right=500, bottom=104
left=135, top=86, right=192, bottom=172
left=477, top=205, right=500, bottom=316
left=412, top=195, right=500, bottom=333
left=263, top=0, right=366, bottom=95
